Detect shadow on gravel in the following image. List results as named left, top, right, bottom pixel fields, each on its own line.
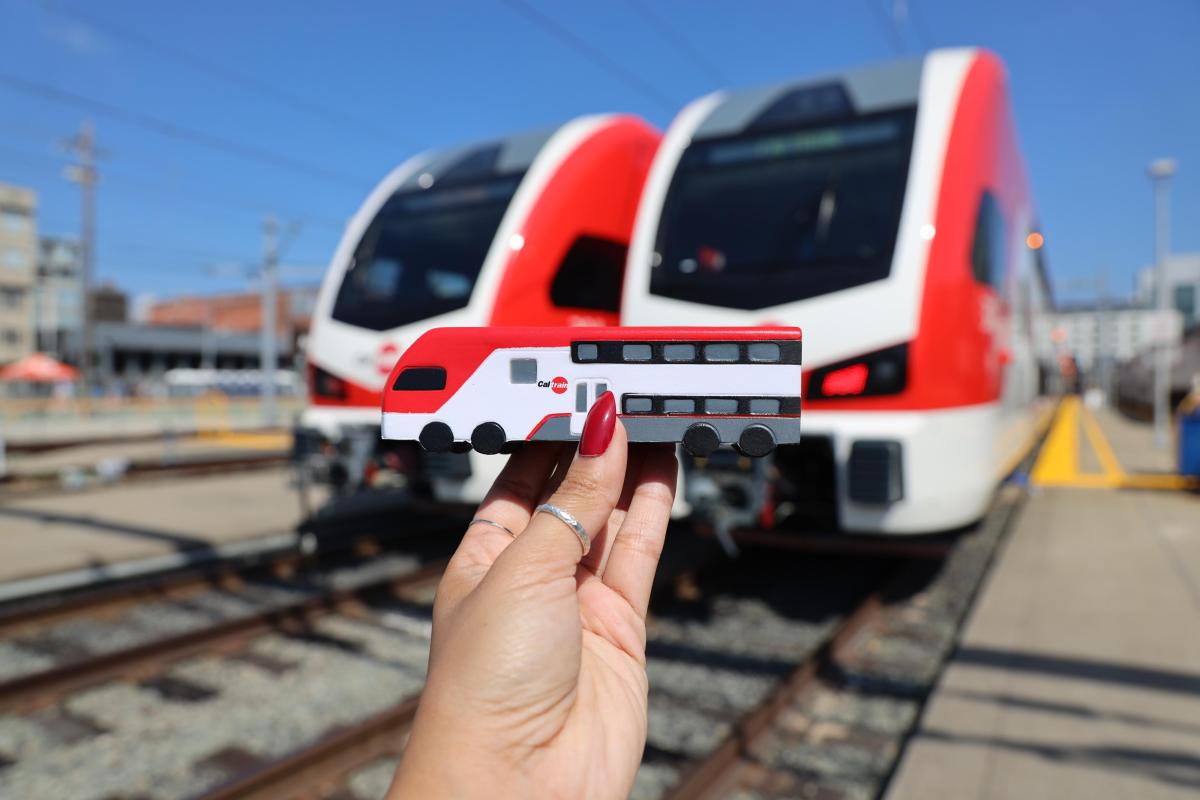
left=648, top=533, right=944, bottom=630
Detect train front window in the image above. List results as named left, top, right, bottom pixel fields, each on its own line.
left=651, top=109, right=916, bottom=310
left=332, top=174, right=523, bottom=330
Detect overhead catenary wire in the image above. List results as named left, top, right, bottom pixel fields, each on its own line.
left=0, top=139, right=347, bottom=232
left=0, top=73, right=372, bottom=188
left=57, top=6, right=415, bottom=148
left=622, top=0, right=726, bottom=85
left=498, top=0, right=678, bottom=113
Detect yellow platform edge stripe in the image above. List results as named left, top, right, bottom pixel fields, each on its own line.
left=1031, top=396, right=1199, bottom=491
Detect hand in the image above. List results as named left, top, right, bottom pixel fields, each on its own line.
left=390, top=392, right=678, bottom=799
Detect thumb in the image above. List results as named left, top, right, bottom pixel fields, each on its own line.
left=493, top=392, right=626, bottom=580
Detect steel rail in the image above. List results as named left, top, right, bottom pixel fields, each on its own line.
left=0, top=560, right=447, bottom=713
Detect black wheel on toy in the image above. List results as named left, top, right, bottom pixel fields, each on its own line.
left=682, top=423, right=721, bottom=458
left=471, top=422, right=507, bottom=455
left=736, top=423, right=776, bottom=458
left=418, top=421, right=454, bottom=453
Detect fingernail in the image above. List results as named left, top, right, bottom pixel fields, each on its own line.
left=579, top=391, right=616, bottom=457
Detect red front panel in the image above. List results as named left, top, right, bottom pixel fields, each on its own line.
left=488, top=117, right=659, bottom=327
left=805, top=51, right=1028, bottom=412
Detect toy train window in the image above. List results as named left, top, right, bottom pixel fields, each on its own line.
left=663, top=344, right=695, bottom=362
left=510, top=358, right=537, bottom=384
left=664, top=398, right=695, bottom=414
left=393, top=367, right=447, bottom=391
left=623, top=344, right=652, bottom=361
left=622, top=395, right=799, bottom=415
left=704, top=344, right=739, bottom=362
left=573, top=341, right=799, bottom=365
left=575, top=383, right=588, bottom=412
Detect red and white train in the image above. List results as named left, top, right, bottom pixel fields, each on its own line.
left=623, top=49, right=1056, bottom=535
left=380, top=326, right=802, bottom=456
left=297, top=116, right=660, bottom=502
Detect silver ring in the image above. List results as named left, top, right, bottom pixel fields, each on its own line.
left=534, top=503, right=590, bottom=556
left=469, top=518, right=515, bottom=537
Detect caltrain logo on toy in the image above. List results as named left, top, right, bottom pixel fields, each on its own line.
left=550, top=376, right=568, bottom=394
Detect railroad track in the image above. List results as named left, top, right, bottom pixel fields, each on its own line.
left=0, top=453, right=289, bottom=499
left=0, top=483, right=1024, bottom=800
left=0, top=560, right=448, bottom=714
left=658, top=484, right=1026, bottom=800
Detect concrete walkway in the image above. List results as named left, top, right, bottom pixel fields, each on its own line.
left=0, top=468, right=315, bottom=585
left=887, top=476, right=1200, bottom=795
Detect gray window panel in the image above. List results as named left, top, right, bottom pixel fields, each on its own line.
left=510, top=358, right=537, bottom=384
left=750, top=398, right=781, bottom=414
left=706, top=398, right=738, bottom=413
left=623, top=343, right=652, bottom=361
left=577, top=343, right=598, bottom=361
left=664, top=398, right=696, bottom=413
left=663, top=343, right=696, bottom=362
left=575, top=382, right=588, bottom=412
left=596, top=382, right=608, bottom=396
left=625, top=396, right=653, bottom=413
left=704, top=343, right=739, bottom=362
left=748, top=342, right=781, bottom=362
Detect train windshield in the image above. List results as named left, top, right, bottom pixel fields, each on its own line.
left=331, top=174, right=523, bottom=330
left=651, top=109, right=916, bottom=310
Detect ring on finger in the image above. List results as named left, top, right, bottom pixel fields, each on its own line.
left=469, top=518, right=516, bottom=538
left=534, top=503, right=590, bottom=556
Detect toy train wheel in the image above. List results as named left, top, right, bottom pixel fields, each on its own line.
left=419, top=422, right=454, bottom=453
left=735, top=424, right=776, bottom=458
left=682, top=423, right=720, bottom=458
left=471, top=422, right=507, bottom=455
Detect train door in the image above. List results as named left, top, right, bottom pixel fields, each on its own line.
left=570, top=378, right=610, bottom=435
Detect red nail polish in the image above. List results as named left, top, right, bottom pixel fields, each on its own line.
left=579, top=391, right=616, bottom=457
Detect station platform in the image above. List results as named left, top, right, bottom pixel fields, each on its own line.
left=1, top=430, right=290, bottom=482
left=0, top=467, right=319, bottom=600
left=887, top=402, right=1200, bottom=799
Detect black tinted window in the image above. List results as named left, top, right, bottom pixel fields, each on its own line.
left=971, top=192, right=1007, bottom=289
left=332, top=175, right=522, bottom=331
left=393, top=367, right=447, bottom=391
left=550, top=235, right=627, bottom=312
left=651, top=110, right=915, bottom=310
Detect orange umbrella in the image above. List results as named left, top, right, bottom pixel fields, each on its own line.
left=0, top=353, right=81, bottom=382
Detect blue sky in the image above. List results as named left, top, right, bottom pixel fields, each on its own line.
left=0, top=0, right=1197, bottom=304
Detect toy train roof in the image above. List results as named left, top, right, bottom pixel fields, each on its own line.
left=386, top=327, right=802, bottom=390
left=403, top=326, right=801, bottom=352
left=689, top=50, right=962, bottom=142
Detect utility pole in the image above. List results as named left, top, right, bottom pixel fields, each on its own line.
left=64, top=122, right=98, bottom=389
left=1148, top=158, right=1177, bottom=450
left=260, top=215, right=279, bottom=427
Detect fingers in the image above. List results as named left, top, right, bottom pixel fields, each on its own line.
left=600, top=444, right=678, bottom=619
left=579, top=444, right=648, bottom=577
left=436, top=443, right=564, bottom=616
left=492, top=409, right=628, bottom=582
left=466, top=442, right=566, bottom=557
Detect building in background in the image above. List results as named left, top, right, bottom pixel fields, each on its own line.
left=90, top=281, right=128, bottom=324
left=146, top=286, right=318, bottom=358
left=34, top=236, right=84, bottom=362
left=1135, top=253, right=1200, bottom=331
left=1038, top=305, right=1183, bottom=384
left=0, top=183, right=36, bottom=364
